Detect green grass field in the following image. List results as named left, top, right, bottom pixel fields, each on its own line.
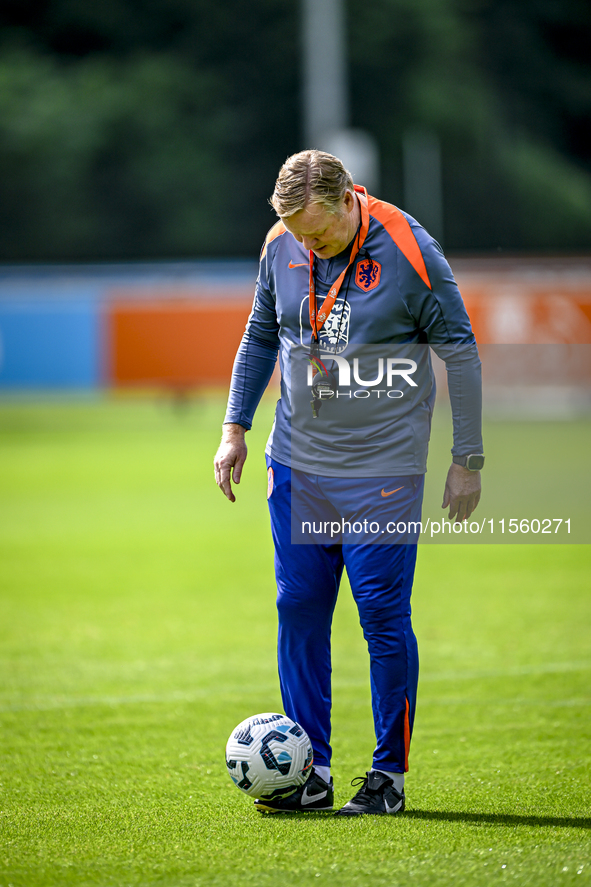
left=0, top=396, right=589, bottom=887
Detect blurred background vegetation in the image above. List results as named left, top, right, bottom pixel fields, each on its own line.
left=0, top=0, right=590, bottom=260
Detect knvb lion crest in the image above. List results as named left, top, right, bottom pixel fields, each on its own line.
left=321, top=301, right=351, bottom=352
left=300, top=296, right=351, bottom=354
left=355, top=259, right=382, bottom=291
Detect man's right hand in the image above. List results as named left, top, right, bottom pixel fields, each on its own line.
left=214, top=424, right=248, bottom=503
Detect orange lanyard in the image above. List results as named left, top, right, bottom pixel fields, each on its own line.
left=308, top=186, right=370, bottom=341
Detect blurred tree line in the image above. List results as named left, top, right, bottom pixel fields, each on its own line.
left=0, top=0, right=590, bottom=260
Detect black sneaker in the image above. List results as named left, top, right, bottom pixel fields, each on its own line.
left=334, top=770, right=405, bottom=816
left=254, top=768, right=334, bottom=814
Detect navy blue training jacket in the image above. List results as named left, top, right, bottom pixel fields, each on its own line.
left=224, top=188, right=482, bottom=477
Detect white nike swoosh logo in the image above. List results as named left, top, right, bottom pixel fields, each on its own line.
left=301, top=786, right=328, bottom=806
left=384, top=797, right=404, bottom=814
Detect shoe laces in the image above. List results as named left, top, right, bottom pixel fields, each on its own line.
left=350, top=775, right=369, bottom=789
left=348, top=774, right=377, bottom=806
left=351, top=776, right=375, bottom=800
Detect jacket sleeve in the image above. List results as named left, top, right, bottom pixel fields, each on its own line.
left=405, top=227, right=483, bottom=456
left=223, top=245, right=280, bottom=430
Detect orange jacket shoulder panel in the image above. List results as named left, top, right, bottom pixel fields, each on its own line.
left=368, top=196, right=432, bottom=290
left=260, top=220, right=287, bottom=261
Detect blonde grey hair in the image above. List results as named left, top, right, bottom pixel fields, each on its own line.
left=270, top=150, right=354, bottom=218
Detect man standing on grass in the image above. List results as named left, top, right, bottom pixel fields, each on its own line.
left=214, top=150, right=483, bottom=815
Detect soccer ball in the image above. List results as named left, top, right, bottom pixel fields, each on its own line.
left=225, top=712, right=313, bottom=800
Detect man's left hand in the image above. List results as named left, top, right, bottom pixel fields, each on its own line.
left=442, top=463, right=481, bottom=523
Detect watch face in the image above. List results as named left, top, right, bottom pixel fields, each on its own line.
left=466, top=454, right=485, bottom=470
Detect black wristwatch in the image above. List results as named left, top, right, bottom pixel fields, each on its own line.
left=453, top=454, right=485, bottom=471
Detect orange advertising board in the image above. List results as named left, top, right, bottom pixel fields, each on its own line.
left=452, top=258, right=591, bottom=344
left=107, top=298, right=252, bottom=387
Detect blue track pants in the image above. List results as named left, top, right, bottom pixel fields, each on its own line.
left=266, top=456, right=424, bottom=774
